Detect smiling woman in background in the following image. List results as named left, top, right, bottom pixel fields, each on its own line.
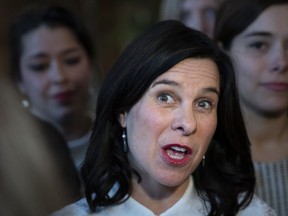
left=215, top=0, right=288, bottom=215
left=9, top=4, right=99, bottom=170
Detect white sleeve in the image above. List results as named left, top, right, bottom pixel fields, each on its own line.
left=239, top=194, right=277, bottom=216
left=259, top=199, right=277, bottom=216
left=51, top=199, right=91, bottom=216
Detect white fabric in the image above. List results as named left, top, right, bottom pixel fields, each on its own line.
left=52, top=177, right=276, bottom=216
left=67, top=130, right=91, bottom=170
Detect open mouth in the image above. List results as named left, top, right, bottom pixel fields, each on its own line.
left=166, top=146, right=189, bottom=159
left=161, top=144, right=192, bottom=166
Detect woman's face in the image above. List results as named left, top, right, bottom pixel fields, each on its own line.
left=180, top=0, right=219, bottom=38
left=229, top=4, right=288, bottom=116
left=120, top=58, right=219, bottom=193
left=19, top=25, right=93, bottom=123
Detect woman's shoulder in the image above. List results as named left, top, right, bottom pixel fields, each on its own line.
left=51, top=198, right=92, bottom=216
left=238, top=194, right=276, bottom=216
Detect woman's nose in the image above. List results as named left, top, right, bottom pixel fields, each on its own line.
left=270, top=45, right=288, bottom=73
left=171, top=107, right=197, bottom=136
left=49, top=61, right=67, bottom=83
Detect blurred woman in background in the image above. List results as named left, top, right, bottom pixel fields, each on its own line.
left=159, top=0, right=221, bottom=38
left=9, top=4, right=100, bottom=170
left=215, top=0, right=288, bottom=215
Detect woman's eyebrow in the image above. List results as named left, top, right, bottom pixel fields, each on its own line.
left=151, top=79, right=219, bottom=96
left=28, top=47, right=80, bottom=59
left=244, top=31, right=272, bottom=38
left=201, top=87, right=219, bottom=97
left=151, top=79, right=179, bottom=88
left=28, top=52, right=48, bottom=59
left=61, top=47, right=81, bottom=55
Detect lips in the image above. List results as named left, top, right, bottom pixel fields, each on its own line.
left=261, top=82, right=288, bottom=91
left=53, top=92, right=73, bottom=102
left=161, top=144, right=192, bottom=166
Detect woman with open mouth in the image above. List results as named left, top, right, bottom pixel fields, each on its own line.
left=53, top=20, right=275, bottom=216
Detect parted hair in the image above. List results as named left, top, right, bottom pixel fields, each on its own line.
left=82, top=20, right=255, bottom=215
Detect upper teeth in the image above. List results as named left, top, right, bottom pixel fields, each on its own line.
left=171, top=146, right=186, bottom=152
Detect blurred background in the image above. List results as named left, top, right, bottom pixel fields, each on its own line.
left=0, top=1, right=162, bottom=214
left=0, top=0, right=163, bottom=80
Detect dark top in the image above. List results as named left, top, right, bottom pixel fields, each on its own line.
left=32, top=115, right=82, bottom=203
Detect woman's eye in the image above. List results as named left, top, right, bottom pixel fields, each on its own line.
left=249, top=41, right=267, bottom=51
left=197, top=100, right=212, bottom=109
left=65, top=57, right=80, bottom=65
left=204, top=8, right=217, bottom=20
left=29, top=64, right=48, bottom=72
left=157, top=93, right=174, bottom=104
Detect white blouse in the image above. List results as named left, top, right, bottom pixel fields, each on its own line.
left=52, top=177, right=276, bottom=216
left=67, top=130, right=91, bottom=170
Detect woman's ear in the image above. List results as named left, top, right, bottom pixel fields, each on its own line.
left=118, top=112, right=127, bottom=128
left=217, top=41, right=229, bottom=54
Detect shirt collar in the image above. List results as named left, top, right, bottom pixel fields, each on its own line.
left=103, top=176, right=206, bottom=216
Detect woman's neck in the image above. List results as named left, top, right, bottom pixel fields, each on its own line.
left=131, top=177, right=189, bottom=215
left=31, top=108, right=93, bottom=141
left=56, top=114, right=92, bottom=141
left=242, top=106, right=288, bottom=162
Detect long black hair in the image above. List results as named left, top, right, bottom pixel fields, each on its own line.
left=82, top=20, right=255, bottom=215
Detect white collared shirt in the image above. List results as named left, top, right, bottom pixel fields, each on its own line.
left=52, top=177, right=276, bottom=216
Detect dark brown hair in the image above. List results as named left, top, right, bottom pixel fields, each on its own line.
left=83, top=20, right=255, bottom=215
left=214, top=0, right=288, bottom=49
